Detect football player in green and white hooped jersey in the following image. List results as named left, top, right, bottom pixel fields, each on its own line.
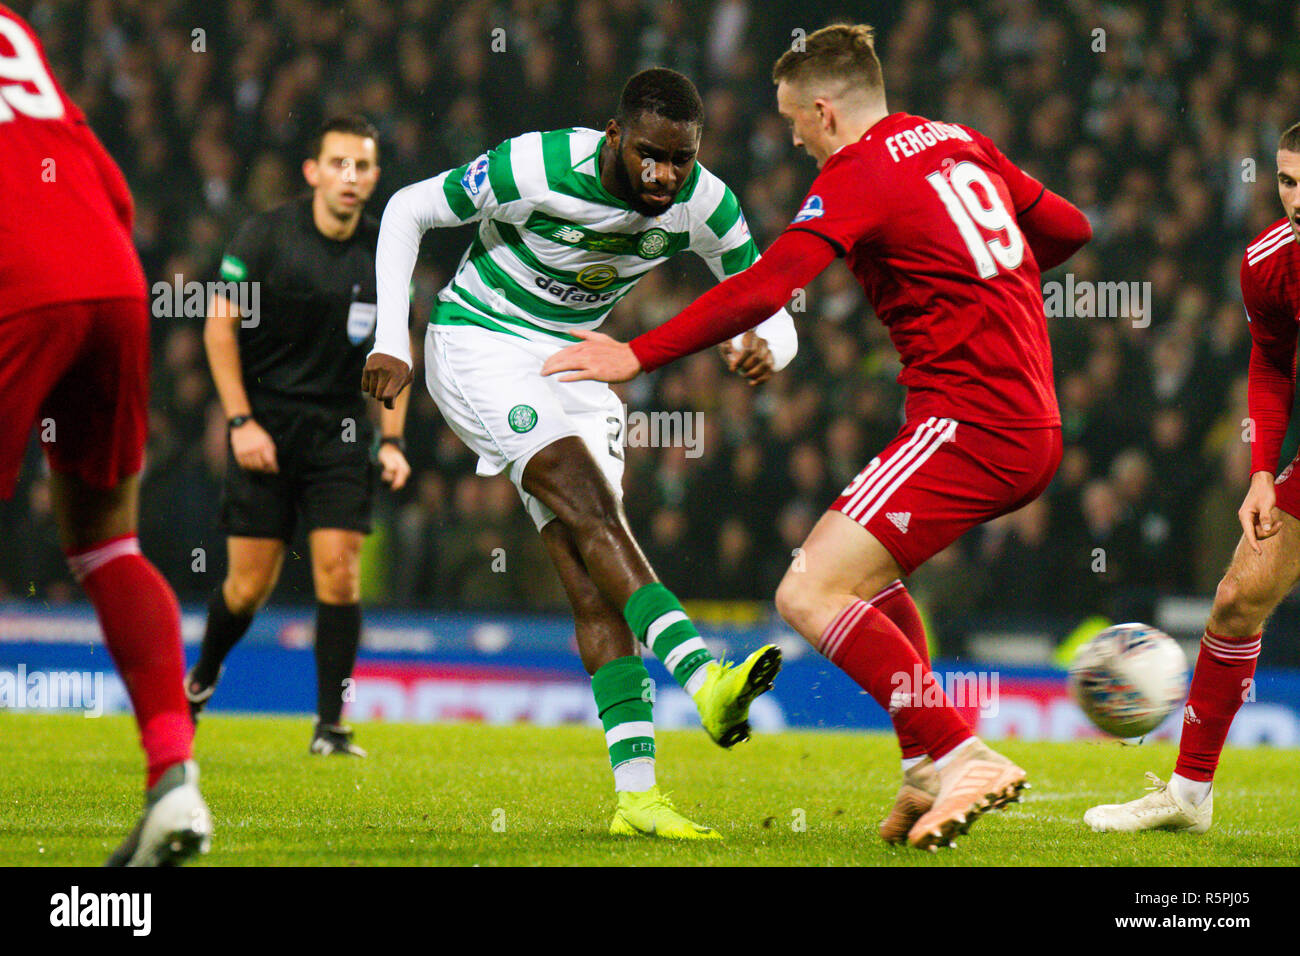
left=362, top=69, right=795, bottom=838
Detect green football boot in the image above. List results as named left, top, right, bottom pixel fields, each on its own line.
left=609, top=787, right=722, bottom=840
left=693, top=644, right=783, bottom=747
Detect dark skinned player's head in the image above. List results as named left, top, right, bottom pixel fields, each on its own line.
left=603, top=68, right=704, bottom=217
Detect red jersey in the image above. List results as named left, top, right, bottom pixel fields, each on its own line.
left=1241, top=217, right=1300, bottom=476
left=0, top=5, right=146, bottom=319
left=781, top=112, right=1057, bottom=428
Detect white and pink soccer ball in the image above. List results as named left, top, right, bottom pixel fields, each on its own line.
left=1068, top=623, right=1190, bottom=738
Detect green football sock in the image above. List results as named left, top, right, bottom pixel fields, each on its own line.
left=592, top=656, right=656, bottom=791
left=624, top=582, right=714, bottom=691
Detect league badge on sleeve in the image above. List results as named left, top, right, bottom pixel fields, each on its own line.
left=461, top=155, right=490, bottom=197
left=792, top=195, right=825, bottom=224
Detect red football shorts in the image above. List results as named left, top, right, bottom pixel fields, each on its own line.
left=830, top=416, right=1063, bottom=575
left=1272, top=454, right=1300, bottom=520
left=0, top=297, right=149, bottom=499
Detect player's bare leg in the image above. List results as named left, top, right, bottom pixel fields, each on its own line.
left=49, top=470, right=139, bottom=549
left=1207, top=509, right=1300, bottom=638
left=306, top=528, right=366, bottom=755
left=522, top=438, right=659, bottom=609
left=776, top=511, right=901, bottom=637
left=539, top=519, right=639, bottom=677
left=50, top=470, right=210, bottom=865
left=523, top=436, right=779, bottom=749
left=539, top=520, right=717, bottom=839
left=776, top=511, right=1024, bottom=849
left=1087, top=509, right=1300, bottom=834
left=187, top=536, right=284, bottom=717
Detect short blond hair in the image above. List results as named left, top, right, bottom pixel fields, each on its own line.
left=772, top=23, right=884, bottom=98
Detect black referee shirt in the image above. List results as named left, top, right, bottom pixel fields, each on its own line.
left=217, top=196, right=380, bottom=409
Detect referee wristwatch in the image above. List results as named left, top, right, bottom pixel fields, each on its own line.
left=379, top=436, right=406, bottom=453
left=228, top=415, right=253, bottom=429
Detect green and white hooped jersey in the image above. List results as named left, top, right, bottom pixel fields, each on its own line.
left=371, top=127, right=773, bottom=360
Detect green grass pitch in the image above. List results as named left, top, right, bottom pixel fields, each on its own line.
left=2, top=712, right=1296, bottom=866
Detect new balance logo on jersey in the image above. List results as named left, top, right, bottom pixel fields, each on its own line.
left=887, top=512, right=911, bottom=534
left=1184, top=704, right=1201, bottom=725
left=554, top=225, right=585, bottom=244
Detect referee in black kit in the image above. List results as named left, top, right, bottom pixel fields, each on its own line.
left=188, top=115, right=411, bottom=756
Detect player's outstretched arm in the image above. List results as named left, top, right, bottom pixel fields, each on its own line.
left=543, top=230, right=834, bottom=383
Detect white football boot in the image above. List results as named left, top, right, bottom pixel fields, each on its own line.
left=1084, top=772, right=1212, bottom=834
left=106, top=760, right=212, bottom=866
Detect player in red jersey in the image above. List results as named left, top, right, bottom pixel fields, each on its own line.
left=0, top=5, right=210, bottom=865
left=543, top=23, right=1092, bottom=849
left=1086, top=123, right=1300, bottom=835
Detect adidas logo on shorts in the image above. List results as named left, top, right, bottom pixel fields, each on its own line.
left=886, top=511, right=911, bottom=534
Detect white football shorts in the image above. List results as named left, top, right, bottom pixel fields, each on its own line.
left=423, top=322, right=626, bottom=530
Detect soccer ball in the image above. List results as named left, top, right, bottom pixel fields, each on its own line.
left=1067, top=623, right=1189, bottom=738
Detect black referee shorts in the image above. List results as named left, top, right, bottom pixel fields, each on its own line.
left=219, top=398, right=376, bottom=541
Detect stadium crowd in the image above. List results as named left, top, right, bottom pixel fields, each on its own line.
left=4, top=0, right=1300, bottom=652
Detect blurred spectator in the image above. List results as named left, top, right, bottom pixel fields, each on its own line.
left=1195, top=437, right=1253, bottom=593
left=976, top=499, right=1061, bottom=615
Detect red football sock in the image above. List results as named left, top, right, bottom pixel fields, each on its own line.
left=820, top=598, right=973, bottom=760
left=67, top=534, right=193, bottom=788
left=1173, top=628, right=1261, bottom=783
left=870, top=580, right=931, bottom=759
